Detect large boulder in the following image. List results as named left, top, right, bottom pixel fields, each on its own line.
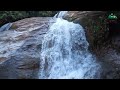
left=0, top=17, right=55, bottom=79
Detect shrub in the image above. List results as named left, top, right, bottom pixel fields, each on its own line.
left=0, top=11, right=58, bottom=27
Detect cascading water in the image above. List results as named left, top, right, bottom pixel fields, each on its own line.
left=0, top=23, right=12, bottom=32
left=54, top=11, right=68, bottom=18
left=39, top=11, right=101, bottom=79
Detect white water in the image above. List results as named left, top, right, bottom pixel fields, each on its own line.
left=54, top=11, right=68, bottom=18
left=0, top=23, right=12, bottom=32
left=39, top=11, right=100, bottom=79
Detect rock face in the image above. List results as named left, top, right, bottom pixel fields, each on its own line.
left=0, top=17, right=54, bottom=79
left=65, top=11, right=120, bottom=79
left=64, top=11, right=105, bottom=24
left=97, top=36, right=120, bottom=79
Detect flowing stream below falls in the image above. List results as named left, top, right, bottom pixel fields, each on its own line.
left=39, top=11, right=101, bottom=79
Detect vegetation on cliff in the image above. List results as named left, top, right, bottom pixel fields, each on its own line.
left=0, top=11, right=57, bottom=27
left=76, top=11, right=120, bottom=49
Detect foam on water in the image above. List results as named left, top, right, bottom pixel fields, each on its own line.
left=39, top=11, right=100, bottom=79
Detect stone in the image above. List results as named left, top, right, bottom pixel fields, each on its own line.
left=0, top=17, right=55, bottom=79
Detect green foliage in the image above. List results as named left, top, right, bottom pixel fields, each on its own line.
left=81, top=13, right=108, bottom=51
left=0, top=11, right=57, bottom=26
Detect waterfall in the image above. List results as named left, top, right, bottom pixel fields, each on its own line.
left=0, top=23, right=12, bottom=32
left=39, top=11, right=101, bottom=79
left=54, top=11, right=68, bottom=18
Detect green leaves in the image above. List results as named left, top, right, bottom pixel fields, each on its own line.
left=0, top=11, right=57, bottom=26
left=93, top=26, right=100, bottom=33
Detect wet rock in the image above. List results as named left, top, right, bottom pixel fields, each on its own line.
left=0, top=17, right=54, bottom=79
